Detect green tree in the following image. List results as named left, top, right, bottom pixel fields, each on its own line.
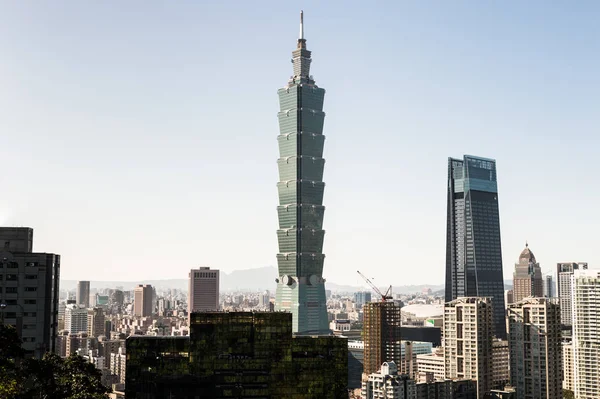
left=0, top=325, right=110, bottom=399
left=563, top=389, right=575, bottom=399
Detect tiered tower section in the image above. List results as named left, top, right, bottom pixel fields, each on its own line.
left=275, top=12, right=329, bottom=335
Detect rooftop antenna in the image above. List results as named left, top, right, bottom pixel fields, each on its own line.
left=300, top=10, right=304, bottom=40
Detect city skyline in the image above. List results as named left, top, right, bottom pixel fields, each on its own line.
left=2, top=2, right=600, bottom=285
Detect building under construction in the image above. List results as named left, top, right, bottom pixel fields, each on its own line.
left=363, top=301, right=402, bottom=375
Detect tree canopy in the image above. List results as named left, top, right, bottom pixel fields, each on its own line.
left=0, top=325, right=111, bottom=399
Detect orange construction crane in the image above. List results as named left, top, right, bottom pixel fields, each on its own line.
left=357, top=270, right=393, bottom=302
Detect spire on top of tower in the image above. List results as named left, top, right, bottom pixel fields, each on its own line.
left=300, top=10, right=304, bottom=40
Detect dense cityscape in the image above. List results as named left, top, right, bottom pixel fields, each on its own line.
left=1, top=7, right=599, bottom=399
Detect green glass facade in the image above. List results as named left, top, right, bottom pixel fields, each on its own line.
left=275, top=14, right=329, bottom=335
left=125, top=312, right=348, bottom=398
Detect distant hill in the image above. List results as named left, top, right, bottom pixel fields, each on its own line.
left=61, top=268, right=511, bottom=294
left=61, top=266, right=278, bottom=292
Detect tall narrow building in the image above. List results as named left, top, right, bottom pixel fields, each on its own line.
left=445, top=155, right=506, bottom=339
left=508, top=297, right=562, bottom=399
left=444, top=297, right=493, bottom=399
left=512, top=243, right=543, bottom=303
left=556, top=262, right=587, bottom=327
left=571, top=270, right=600, bottom=399
left=0, top=227, right=60, bottom=358
left=133, top=284, right=153, bottom=317
left=275, top=11, right=328, bottom=334
left=77, top=280, right=90, bottom=308
left=363, top=301, right=402, bottom=375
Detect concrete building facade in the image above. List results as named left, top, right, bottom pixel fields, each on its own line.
left=362, top=361, right=416, bottom=399
left=556, top=262, right=587, bottom=327
left=133, top=284, right=153, bottom=317
left=572, top=270, right=600, bottom=399
left=77, top=281, right=90, bottom=308
left=444, top=297, right=493, bottom=399
left=0, top=227, right=60, bottom=357
left=188, top=267, right=219, bottom=319
left=363, top=301, right=402, bottom=375
left=508, top=297, right=562, bottom=399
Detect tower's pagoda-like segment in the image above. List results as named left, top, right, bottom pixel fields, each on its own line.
left=275, top=11, right=329, bottom=334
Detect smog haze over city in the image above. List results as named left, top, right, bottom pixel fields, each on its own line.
left=2, top=1, right=599, bottom=287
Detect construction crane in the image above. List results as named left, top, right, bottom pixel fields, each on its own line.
left=357, top=270, right=393, bottom=302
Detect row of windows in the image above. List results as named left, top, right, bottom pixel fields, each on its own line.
left=2, top=299, right=36, bottom=305
left=0, top=286, right=38, bottom=293
left=0, top=274, right=39, bottom=281
left=0, top=262, right=39, bottom=268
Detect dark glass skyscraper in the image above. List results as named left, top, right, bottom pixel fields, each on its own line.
left=275, top=12, right=329, bottom=334
left=445, top=155, right=506, bottom=339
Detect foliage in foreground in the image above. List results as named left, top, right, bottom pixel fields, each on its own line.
left=0, top=325, right=110, bottom=399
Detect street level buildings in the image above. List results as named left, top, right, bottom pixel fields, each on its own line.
left=556, top=262, right=587, bottom=327
left=76, top=280, right=90, bottom=308
left=188, top=267, right=219, bottom=320
left=0, top=227, right=60, bottom=357
left=445, top=156, right=506, bottom=339
left=362, top=361, right=416, bottom=399
left=133, top=284, right=153, bottom=317
left=274, top=11, right=329, bottom=334
left=363, top=301, right=402, bottom=375
left=512, top=244, right=543, bottom=303
left=508, top=297, right=562, bottom=399
left=444, top=297, right=493, bottom=399
left=572, top=270, right=600, bottom=399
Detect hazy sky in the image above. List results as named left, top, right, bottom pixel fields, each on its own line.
left=1, top=1, right=599, bottom=286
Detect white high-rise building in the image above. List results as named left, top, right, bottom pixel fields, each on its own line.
left=188, top=267, right=219, bottom=322
left=443, top=297, right=492, bottom=399
left=507, top=297, right=562, bottom=399
left=572, top=270, right=600, bottom=399
left=65, top=304, right=89, bottom=334
left=556, top=262, right=587, bottom=327
left=361, top=361, right=416, bottom=399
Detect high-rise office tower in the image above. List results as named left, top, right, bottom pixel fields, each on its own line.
left=274, top=11, right=329, bottom=335
left=543, top=274, right=554, bottom=298
left=444, top=297, right=493, bottom=399
left=512, top=244, right=543, bottom=303
left=354, top=291, right=372, bottom=308
left=77, top=281, right=90, bottom=308
left=363, top=301, right=402, bottom=375
left=562, top=342, right=574, bottom=392
left=572, top=270, right=600, bottom=399
left=556, top=262, right=587, bottom=327
left=508, top=297, right=562, bottom=399
left=188, top=267, right=219, bottom=320
left=133, top=284, right=153, bottom=317
left=0, top=227, right=60, bottom=357
left=445, top=156, right=506, bottom=339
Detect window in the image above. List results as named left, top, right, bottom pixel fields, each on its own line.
left=5, top=312, right=17, bottom=318
left=5, top=300, right=17, bottom=305
left=26, top=262, right=38, bottom=267
left=6, top=274, right=17, bottom=281
left=24, top=300, right=36, bottom=305
left=25, top=287, right=37, bottom=292
left=7, top=262, right=18, bottom=268
left=6, top=287, right=17, bottom=294
left=24, top=312, right=36, bottom=317
left=25, top=275, right=37, bottom=280
left=22, top=337, right=36, bottom=343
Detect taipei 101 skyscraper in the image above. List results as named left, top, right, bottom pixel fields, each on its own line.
left=275, top=11, right=329, bottom=335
